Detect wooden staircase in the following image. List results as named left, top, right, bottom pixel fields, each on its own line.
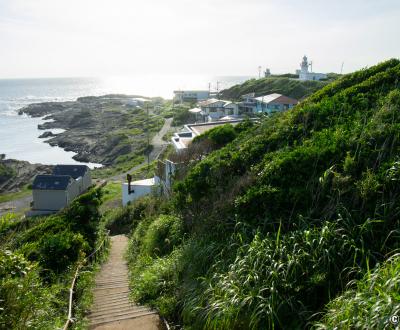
left=88, top=235, right=164, bottom=330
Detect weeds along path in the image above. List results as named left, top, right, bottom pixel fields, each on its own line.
left=108, top=117, right=173, bottom=182
left=89, top=235, right=164, bottom=330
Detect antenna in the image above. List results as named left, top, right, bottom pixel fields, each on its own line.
left=258, top=66, right=262, bottom=79
left=340, top=62, right=344, bottom=74
left=216, top=81, right=220, bottom=99
left=309, top=61, right=313, bottom=73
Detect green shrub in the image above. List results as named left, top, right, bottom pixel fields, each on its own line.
left=0, top=250, right=64, bottom=329
left=39, top=231, right=88, bottom=276
left=143, top=215, right=184, bottom=257
left=186, top=221, right=359, bottom=329
left=316, top=255, right=400, bottom=329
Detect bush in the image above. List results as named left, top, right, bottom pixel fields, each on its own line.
left=143, top=215, right=184, bottom=257
left=39, top=231, right=88, bottom=276
left=0, top=250, right=63, bottom=329
left=187, top=221, right=359, bottom=329
left=316, top=255, right=400, bottom=329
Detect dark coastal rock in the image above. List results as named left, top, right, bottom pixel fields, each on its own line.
left=0, top=158, right=53, bottom=193
left=17, top=94, right=158, bottom=165
left=38, top=131, right=56, bottom=138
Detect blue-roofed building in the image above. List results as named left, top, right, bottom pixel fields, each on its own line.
left=29, top=165, right=92, bottom=215
left=32, top=175, right=78, bottom=211
left=52, top=165, right=91, bottom=195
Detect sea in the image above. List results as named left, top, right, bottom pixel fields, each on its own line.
left=0, top=75, right=252, bottom=167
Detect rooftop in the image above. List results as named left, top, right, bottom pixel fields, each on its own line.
left=123, top=178, right=155, bottom=186
left=198, top=98, right=227, bottom=107
left=255, top=93, right=298, bottom=105
left=186, top=119, right=244, bottom=136
left=53, top=165, right=89, bottom=179
left=32, top=175, right=73, bottom=190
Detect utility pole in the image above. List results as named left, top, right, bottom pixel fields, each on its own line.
left=340, top=62, right=344, bottom=74
left=146, top=102, right=150, bottom=167
left=216, top=81, right=220, bottom=99
left=258, top=66, right=262, bottom=79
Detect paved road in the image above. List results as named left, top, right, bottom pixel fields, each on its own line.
left=88, top=235, right=165, bottom=329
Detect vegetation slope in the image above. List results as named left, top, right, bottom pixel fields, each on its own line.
left=120, top=58, right=400, bottom=329
left=220, top=76, right=335, bottom=101
left=0, top=188, right=107, bottom=329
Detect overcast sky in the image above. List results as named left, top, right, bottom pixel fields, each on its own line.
left=0, top=0, right=399, bottom=78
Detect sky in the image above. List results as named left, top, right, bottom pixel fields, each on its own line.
left=0, top=0, right=399, bottom=78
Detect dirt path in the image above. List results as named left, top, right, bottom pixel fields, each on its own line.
left=0, top=194, right=32, bottom=217
left=89, top=235, right=164, bottom=330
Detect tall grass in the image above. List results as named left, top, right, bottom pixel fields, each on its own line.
left=315, top=255, right=400, bottom=329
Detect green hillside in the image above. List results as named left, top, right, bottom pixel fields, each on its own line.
left=220, top=76, right=333, bottom=100
left=0, top=189, right=108, bottom=329
left=120, top=58, right=400, bottom=329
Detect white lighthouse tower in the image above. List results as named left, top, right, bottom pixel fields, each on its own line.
left=298, top=55, right=327, bottom=81
left=299, top=55, right=309, bottom=80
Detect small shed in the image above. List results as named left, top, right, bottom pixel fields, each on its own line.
left=122, top=178, right=156, bottom=206
left=32, top=175, right=77, bottom=211
left=53, top=165, right=92, bottom=194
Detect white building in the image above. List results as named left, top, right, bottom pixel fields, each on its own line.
left=171, top=119, right=245, bottom=152
left=198, top=98, right=240, bottom=122
left=238, top=93, right=298, bottom=114
left=29, top=165, right=92, bottom=216
left=31, top=175, right=77, bottom=212
left=122, top=178, right=156, bottom=206
left=298, top=55, right=327, bottom=81
left=173, top=90, right=210, bottom=103
left=53, top=165, right=92, bottom=195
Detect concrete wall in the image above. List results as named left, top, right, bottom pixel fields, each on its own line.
left=122, top=180, right=155, bottom=206
left=32, top=189, right=69, bottom=211
left=83, top=171, right=92, bottom=191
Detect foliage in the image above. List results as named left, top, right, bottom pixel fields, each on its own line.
left=316, top=255, right=400, bottom=329
left=0, top=187, right=106, bottom=328
left=0, top=250, right=64, bottom=329
left=128, top=59, right=400, bottom=328
left=142, top=215, right=184, bottom=257
left=220, top=76, right=329, bottom=101
left=171, top=105, right=195, bottom=126
left=0, top=163, right=15, bottom=183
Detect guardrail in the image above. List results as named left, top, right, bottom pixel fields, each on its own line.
left=62, top=230, right=110, bottom=330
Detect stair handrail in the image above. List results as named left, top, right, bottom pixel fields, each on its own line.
left=62, top=230, right=110, bottom=330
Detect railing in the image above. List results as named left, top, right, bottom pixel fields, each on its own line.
left=62, top=230, right=110, bottom=330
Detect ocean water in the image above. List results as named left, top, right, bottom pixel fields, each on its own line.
left=0, top=75, right=252, bottom=166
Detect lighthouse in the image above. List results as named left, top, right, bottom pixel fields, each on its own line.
left=298, top=55, right=327, bottom=81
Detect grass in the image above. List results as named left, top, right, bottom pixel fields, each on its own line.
left=0, top=185, right=31, bottom=204
left=316, top=255, right=400, bottom=329
left=101, top=182, right=122, bottom=204
left=123, top=59, right=400, bottom=329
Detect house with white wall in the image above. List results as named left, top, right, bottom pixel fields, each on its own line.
left=53, top=165, right=92, bottom=195
left=238, top=93, right=298, bottom=114
left=174, top=90, right=210, bottom=103
left=28, top=165, right=92, bottom=216
left=122, top=177, right=156, bottom=206
left=171, top=119, right=246, bottom=152
left=253, top=94, right=298, bottom=113
left=31, top=175, right=78, bottom=212
left=198, top=98, right=240, bottom=122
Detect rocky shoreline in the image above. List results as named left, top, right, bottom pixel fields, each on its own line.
left=0, top=155, right=52, bottom=193
left=18, top=94, right=161, bottom=165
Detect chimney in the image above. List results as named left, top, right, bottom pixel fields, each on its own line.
left=127, top=174, right=134, bottom=195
